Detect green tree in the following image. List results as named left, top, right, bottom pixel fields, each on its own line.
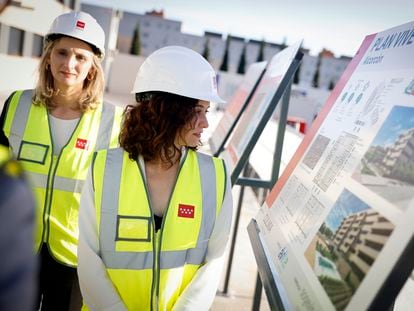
left=312, top=56, right=320, bottom=88
left=293, top=63, right=301, bottom=84
left=237, top=44, right=246, bottom=74
left=328, top=79, right=335, bottom=90
left=219, top=35, right=230, bottom=72
left=130, top=23, right=141, bottom=55
left=256, top=39, right=265, bottom=62
left=202, top=38, right=210, bottom=61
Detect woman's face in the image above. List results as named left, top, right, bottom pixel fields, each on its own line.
left=48, top=36, right=94, bottom=92
left=177, top=100, right=210, bottom=147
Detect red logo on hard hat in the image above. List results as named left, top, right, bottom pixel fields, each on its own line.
left=75, top=138, right=88, bottom=150
left=178, top=204, right=195, bottom=218
left=76, top=20, right=85, bottom=30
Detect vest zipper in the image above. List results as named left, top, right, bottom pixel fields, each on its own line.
left=137, top=150, right=188, bottom=310
left=40, top=114, right=83, bottom=255
left=136, top=160, right=158, bottom=311
left=155, top=150, right=188, bottom=310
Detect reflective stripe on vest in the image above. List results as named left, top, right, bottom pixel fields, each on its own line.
left=99, top=149, right=218, bottom=270
left=3, top=89, right=123, bottom=266
left=25, top=171, right=85, bottom=193
left=95, top=102, right=116, bottom=151
left=9, top=90, right=32, bottom=153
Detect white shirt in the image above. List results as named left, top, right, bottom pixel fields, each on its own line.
left=77, top=152, right=233, bottom=311
left=48, top=114, right=79, bottom=155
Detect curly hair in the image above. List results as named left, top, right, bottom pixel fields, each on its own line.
left=119, top=92, right=199, bottom=167
left=34, top=36, right=104, bottom=112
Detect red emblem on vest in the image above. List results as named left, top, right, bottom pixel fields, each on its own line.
left=76, top=20, right=85, bottom=30
left=75, top=138, right=88, bottom=150
left=178, top=204, right=195, bottom=218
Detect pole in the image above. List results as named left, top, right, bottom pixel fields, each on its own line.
left=221, top=165, right=249, bottom=294
left=252, top=273, right=263, bottom=311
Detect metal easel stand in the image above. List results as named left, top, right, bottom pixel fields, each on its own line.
left=218, top=80, right=293, bottom=302
left=249, top=79, right=292, bottom=311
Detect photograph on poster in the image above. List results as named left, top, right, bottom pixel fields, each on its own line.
left=352, top=105, right=414, bottom=211
left=313, top=132, right=358, bottom=192
left=304, top=189, right=394, bottom=310
left=302, top=134, right=331, bottom=170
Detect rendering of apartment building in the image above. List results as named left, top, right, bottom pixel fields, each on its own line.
left=382, top=128, right=414, bottom=177
left=332, top=209, right=394, bottom=284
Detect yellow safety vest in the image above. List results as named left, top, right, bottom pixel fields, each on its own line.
left=91, top=148, right=226, bottom=310
left=2, top=90, right=123, bottom=266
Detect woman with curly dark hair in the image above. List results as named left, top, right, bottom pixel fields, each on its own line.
left=78, top=46, right=233, bottom=310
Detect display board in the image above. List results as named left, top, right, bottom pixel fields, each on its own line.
left=221, top=41, right=303, bottom=185
left=209, top=61, right=267, bottom=156
left=251, top=21, right=414, bottom=310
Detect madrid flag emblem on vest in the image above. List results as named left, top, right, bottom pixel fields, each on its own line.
left=75, top=138, right=88, bottom=150
left=178, top=204, right=195, bottom=218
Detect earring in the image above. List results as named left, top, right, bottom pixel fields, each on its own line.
left=46, top=63, right=50, bottom=70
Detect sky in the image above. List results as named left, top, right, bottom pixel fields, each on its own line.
left=325, top=189, right=369, bottom=232
left=373, top=106, right=414, bottom=147
left=81, top=0, right=414, bottom=57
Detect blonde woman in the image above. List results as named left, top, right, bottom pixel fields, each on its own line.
left=0, top=11, right=123, bottom=310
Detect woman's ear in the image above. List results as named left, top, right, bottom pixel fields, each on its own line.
left=87, top=69, right=96, bottom=81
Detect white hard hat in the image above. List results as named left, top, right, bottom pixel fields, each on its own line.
left=45, top=11, right=105, bottom=58
left=131, top=46, right=225, bottom=103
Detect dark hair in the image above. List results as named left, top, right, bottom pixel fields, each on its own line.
left=119, top=92, right=199, bottom=167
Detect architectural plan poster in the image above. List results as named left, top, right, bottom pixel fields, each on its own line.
left=255, top=22, right=414, bottom=310
left=209, top=61, right=266, bottom=155
left=221, top=41, right=302, bottom=174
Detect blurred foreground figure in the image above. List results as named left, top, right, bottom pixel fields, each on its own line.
left=0, top=145, right=36, bottom=311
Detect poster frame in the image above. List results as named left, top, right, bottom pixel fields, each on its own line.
left=212, top=62, right=267, bottom=157
left=230, top=52, right=303, bottom=185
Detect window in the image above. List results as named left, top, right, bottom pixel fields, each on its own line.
left=357, top=250, right=374, bottom=265
left=364, top=239, right=383, bottom=251
left=371, top=228, right=393, bottom=236
left=32, top=34, right=43, bottom=57
left=8, top=26, right=24, bottom=56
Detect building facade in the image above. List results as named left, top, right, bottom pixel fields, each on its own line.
left=80, top=3, right=351, bottom=83
left=332, top=209, right=394, bottom=285
left=0, top=1, right=352, bottom=95
left=0, top=0, right=72, bottom=57
left=382, top=128, right=414, bottom=177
